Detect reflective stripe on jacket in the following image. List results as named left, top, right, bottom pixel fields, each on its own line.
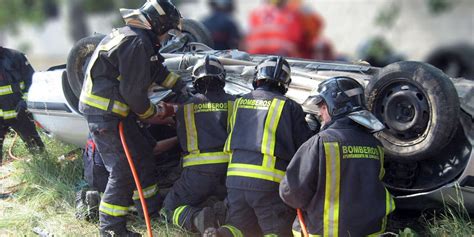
left=280, top=117, right=395, bottom=236
left=176, top=91, right=235, bottom=173
left=225, top=88, right=312, bottom=191
left=79, top=26, right=183, bottom=118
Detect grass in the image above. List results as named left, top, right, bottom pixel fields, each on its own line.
left=0, top=131, right=190, bottom=236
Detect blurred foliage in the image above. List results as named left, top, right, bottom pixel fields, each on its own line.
left=427, top=0, right=454, bottom=15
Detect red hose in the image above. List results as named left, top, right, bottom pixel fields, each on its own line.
left=297, top=208, right=309, bottom=237
left=118, top=121, right=153, bottom=237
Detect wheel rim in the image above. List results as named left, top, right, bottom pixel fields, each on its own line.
left=374, top=80, right=430, bottom=143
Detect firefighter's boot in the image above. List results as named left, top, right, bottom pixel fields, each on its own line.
left=193, top=207, right=216, bottom=234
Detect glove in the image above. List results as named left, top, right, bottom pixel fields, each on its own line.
left=157, top=102, right=178, bottom=119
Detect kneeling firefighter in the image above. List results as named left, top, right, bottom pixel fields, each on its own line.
left=161, top=55, right=235, bottom=234
left=78, top=0, right=187, bottom=236
left=205, top=56, right=312, bottom=237
left=279, top=77, right=395, bottom=236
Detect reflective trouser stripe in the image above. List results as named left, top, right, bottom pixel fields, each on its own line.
left=227, top=163, right=285, bottom=183
left=137, top=103, right=156, bottom=120
left=22, top=93, right=28, bottom=100
left=0, top=110, right=17, bottom=120
left=261, top=99, right=285, bottom=169
left=264, top=234, right=278, bottom=237
left=184, top=103, right=199, bottom=152
left=132, top=184, right=158, bottom=200
left=173, top=205, right=188, bottom=226
left=293, top=229, right=322, bottom=237
left=183, top=152, right=229, bottom=167
left=323, top=142, right=341, bottom=237
left=378, top=146, right=385, bottom=180
left=224, top=98, right=241, bottom=152
left=0, top=85, right=13, bottom=95
left=222, top=225, right=243, bottom=237
left=99, top=201, right=129, bottom=217
left=162, top=72, right=180, bottom=88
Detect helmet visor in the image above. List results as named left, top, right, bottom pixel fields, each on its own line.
left=302, top=95, right=323, bottom=114
left=256, top=61, right=291, bottom=83
left=192, top=60, right=225, bottom=79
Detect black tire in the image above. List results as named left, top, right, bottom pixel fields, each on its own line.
left=425, top=44, right=474, bottom=80
left=366, top=61, right=460, bottom=161
left=180, top=18, right=214, bottom=48
left=66, top=34, right=105, bottom=99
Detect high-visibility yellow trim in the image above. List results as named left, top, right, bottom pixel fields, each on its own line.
left=323, top=142, right=341, bottom=237
left=183, top=152, right=229, bottom=167
left=224, top=98, right=241, bottom=152
left=173, top=205, right=188, bottom=226
left=99, top=201, right=129, bottom=217
left=2, top=110, right=17, bottom=120
left=261, top=99, right=285, bottom=169
left=132, top=184, right=158, bottom=200
left=19, top=81, right=25, bottom=90
left=184, top=103, right=199, bottom=153
left=227, top=163, right=285, bottom=183
left=22, top=93, right=28, bottom=100
left=162, top=72, right=180, bottom=88
left=112, top=100, right=130, bottom=117
left=264, top=234, right=278, bottom=237
left=137, top=103, right=156, bottom=120
left=0, top=85, right=13, bottom=96
left=378, top=146, right=385, bottom=180
left=293, top=229, right=302, bottom=237
left=221, top=225, right=243, bottom=237
left=227, top=101, right=234, bottom=133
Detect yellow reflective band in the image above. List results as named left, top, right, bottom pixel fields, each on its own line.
left=227, top=101, right=234, bottom=133
left=137, top=103, right=156, bottom=120
left=378, top=146, right=385, bottom=180
left=261, top=98, right=285, bottom=169
left=293, top=229, right=302, bottom=237
left=173, top=205, right=188, bottom=226
left=162, top=72, right=180, bottom=88
left=80, top=92, right=110, bottom=111
left=323, top=142, right=341, bottom=237
left=227, top=163, right=285, bottom=183
left=3, top=110, right=17, bottom=120
left=20, top=81, right=25, bottom=90
left=183, top=152, right=229, bottom=167
left=132, top=184, right=158, bottom=200
left=22, top=93, right=28, bottom=100
left=222, top=225, right=243, bottom=237
left=264, top=234, right=278, bottom=237
left=184, top=103, right=199, bottom=153
left=225, top=98, right=241, bottom=152
left=0, top=85, right=13, bottom=96
left=99, top=201, right=129, bottom=217
left=112, top=101, right=130, bottom=117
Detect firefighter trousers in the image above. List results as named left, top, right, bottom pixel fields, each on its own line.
left=88, top=115, right=161, bottom=233
left=162, top=168, right=226, bottom=231
left=216, top=188, right=295, bottom=237
left=0, top=101, right=44, bottom=164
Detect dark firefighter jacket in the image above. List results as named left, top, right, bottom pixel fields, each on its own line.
left=224, top=87, right=312, bottom=191
left=176, top=90, right=235, bottom=174
left=280, top=117, right=396, bottom=236
left=79, top=26, right=185, bottom=119
left=0, top=47, right=34, bottom=120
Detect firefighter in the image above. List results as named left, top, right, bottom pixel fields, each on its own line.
left=279, top=77, right=395, bottom=236
left=161, top=55, right=235, bottom=234
left=0, top=47, right=45, bottom=165
left=202, top=0, right=241, bottom=50
left=78, top=0, right=187, bottom=236
left=205, top=56, right=312, bottom=237
left=245, top=0, right=304, bottom=57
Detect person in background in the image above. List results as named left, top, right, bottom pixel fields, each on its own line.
left=202, top=0, right=241, bottom=50
left=204, top=56, right=312, bottom=237
left=245, top=0, right=304, bottom=58
left=280, top=77, right=395, bottom=236
left=0, top=46, right=45, bottom=165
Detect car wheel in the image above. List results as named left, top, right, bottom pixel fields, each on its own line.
left=425, top=44, right=474, bottom=80
left=366, top=61, right=460, bottom=161
left=180, top=18, right=214, bottom=49
left=66, top=33, right=106, bottom=99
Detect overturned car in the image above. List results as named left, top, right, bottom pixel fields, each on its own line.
left=27, top=19, right=474, bottom=213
